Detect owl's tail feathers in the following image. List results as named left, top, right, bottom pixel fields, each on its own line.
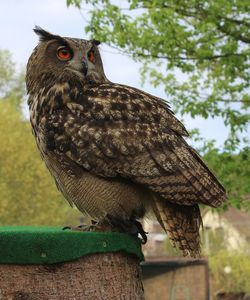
left=153, top=197, right=202, bottom=257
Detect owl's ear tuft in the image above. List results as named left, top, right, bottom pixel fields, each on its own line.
left=33, top=26, right=64, bottom=43
left=92, top=39, right=101, bottom=46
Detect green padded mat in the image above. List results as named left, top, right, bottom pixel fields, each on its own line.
left=0, top=226, right=144, bottom=265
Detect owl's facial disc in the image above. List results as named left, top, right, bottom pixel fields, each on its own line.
left=55, top=45, right=88, bottom=75
left=52, top=43, right=88, bottom=76
left=66, top=46, right=97, bottom=78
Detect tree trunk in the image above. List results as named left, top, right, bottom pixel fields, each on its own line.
left=0, top=252, right=144, bottom=300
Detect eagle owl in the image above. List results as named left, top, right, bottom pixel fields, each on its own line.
left=26, top=27, right=227, bottom=257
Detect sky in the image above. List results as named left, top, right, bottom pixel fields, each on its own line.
left=0, top=0, right=230, bottom=148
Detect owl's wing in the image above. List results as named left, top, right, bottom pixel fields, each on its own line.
left=50, top=83, right=227, bottom=207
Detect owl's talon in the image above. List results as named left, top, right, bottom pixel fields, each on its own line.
left=62, top=226, right=72, bottom=230
left=62, top=224, right=93, bottom=231
left=106, top=215, right=148, bottom=243
left=134, top=220, right=148, bottom=244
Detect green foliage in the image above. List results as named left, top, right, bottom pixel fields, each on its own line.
left=203, top=147, right=250, bottom=210
left=0, top=49, right=25, bottom=108
left=0, top=99, right=81, bottom=225
left=68, top=0, right=250, bottom=150
left=0, top=49, right=16, bottom=95
left=210, top=250, right=250, bottom=293
left=0, top=50, right=82, bottom=226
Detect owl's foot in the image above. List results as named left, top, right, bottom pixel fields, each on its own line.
left=62, top=220, right=99, bottom=232
left=106, top=215, right=148, bottom=244
left=62, top=217, right=148, bottom=244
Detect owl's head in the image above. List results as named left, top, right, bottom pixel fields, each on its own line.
left=26, top=26, right=108, bottom=93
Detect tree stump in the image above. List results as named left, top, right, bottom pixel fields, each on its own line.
left=0, top=226, right=144, bottom=300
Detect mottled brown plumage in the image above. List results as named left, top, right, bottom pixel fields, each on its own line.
left=26, top=27, right=227, bottom=256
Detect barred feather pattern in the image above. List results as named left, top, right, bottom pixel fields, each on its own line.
left=152, top=196, right=202, bottom=256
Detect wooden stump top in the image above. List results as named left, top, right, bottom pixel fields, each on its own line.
left=0, top=226, right=144, bottom=265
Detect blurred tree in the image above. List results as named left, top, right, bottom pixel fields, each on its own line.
left=0, top=50, right=82, bottom=225
left=0, top=100, right=82, bottom=225
left=203, top=146, right=250, bottom=210
left=68, top=0, right=250, bottom=150
left=0, top=50, right=16, bottom=96
left=0, top=49, right=25, bottom=108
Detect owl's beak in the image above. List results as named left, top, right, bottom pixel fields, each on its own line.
left=81, top=59, right=88, bottom=76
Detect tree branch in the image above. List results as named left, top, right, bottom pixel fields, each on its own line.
left=215, top=99, right=250, bottom=104
left=216, top=23, right=250, bottom=44
left=106, top=44, right=248, bottom=61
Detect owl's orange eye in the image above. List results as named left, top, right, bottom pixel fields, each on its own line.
left=57, top=47, right=72, bottom=61
left=88, top=50, right=95, bottom=63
